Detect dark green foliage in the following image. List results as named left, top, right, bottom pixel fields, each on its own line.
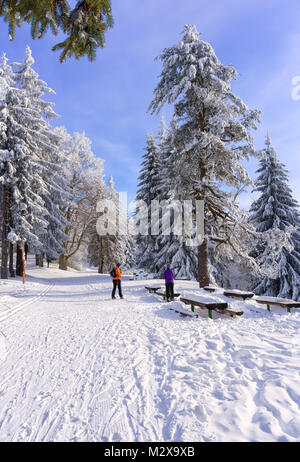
left=0, top=1, right=113, bottom=62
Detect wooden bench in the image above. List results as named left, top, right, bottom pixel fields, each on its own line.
left=203, top=286, right=219, bottom=293
left=156, top=290, right=181, bottom=300
left=180, top=297, right=243, bottom=319
left=255, top=297, right=300, bottom=313
left=145, top=285, right=161, bottom=294
left=223, top=290, right=254, bottom=300
left=168, top=306, right=199, bottom=318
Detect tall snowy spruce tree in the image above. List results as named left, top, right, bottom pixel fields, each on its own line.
left=0, top=52, right=47, bottom=277
left=153, top=115, right=198, bottom=279
left=0, top=48, right=70, bottom=278
left=135, top=133, right=162, bottom=272
left=249, top=134, right=300, bottom=299
left=13, top=46, right=69, bottom=266
left=148, top=24, right=261, bottom=286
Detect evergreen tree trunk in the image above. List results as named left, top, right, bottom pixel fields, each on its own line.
left=16, top=244, right=24, bottom=277
left=39, top=253, right=44, bottom=267
left=1, top=185, right=9, bottom=279
left=8, top=188, right=15, bottom=277
left=198, top=239, right=209, bottom=287
left=35, top=253, right=44, bottom=267
left=197, top=183, right=209, bottom=287
left=21, top=241, right=26, bottom=284
left=98, top=238, right=104, bottom=273
left=59, top=254, right=68, bottom=270
left=9, top=243, right=15, bottom=277
left=24, top=242, right=28, bottom=260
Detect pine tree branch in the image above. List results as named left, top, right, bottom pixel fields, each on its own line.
left=0, top=0, right=113, bottom=62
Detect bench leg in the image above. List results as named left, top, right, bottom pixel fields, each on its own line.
left=287, top=307, right=291, bottom=314
left=267, top=304, right=271, bottom=312
left=191, top=305, right=195, bottom=312
left=208, top=309, right=213, bottom=319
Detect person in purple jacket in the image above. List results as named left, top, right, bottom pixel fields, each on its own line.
left=163, top=265, right=174, bottom=302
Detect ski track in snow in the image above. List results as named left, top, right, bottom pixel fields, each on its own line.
left=0, top=262, right=300, bottom=441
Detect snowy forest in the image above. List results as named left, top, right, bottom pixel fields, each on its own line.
left=1, top=25, right=300, bottom=300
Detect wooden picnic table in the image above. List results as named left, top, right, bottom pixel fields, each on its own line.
left=180, top=296, right=243, bottom=319
left=255, top=296, right=300, bottom=313
left=156, top=290, right=181, bottom=300
left=223, top=289, right=254, bottom=300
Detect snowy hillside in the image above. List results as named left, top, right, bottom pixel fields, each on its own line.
left=0, top=258, right=300, bottom=442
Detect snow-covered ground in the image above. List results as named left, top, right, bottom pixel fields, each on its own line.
left=0, top=258, right=300, bottom=442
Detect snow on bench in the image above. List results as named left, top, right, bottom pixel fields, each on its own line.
left=179, top=292, right=243, bottom=319
left=203, top=286, right=221, bottom=293
left=255, top=296, right=300, bottom=313
left=223, top=289, right=254, bottom=300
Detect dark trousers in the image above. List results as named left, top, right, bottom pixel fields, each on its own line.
left=112, top=279, right=123, bottom=298
left=165, top=282, right=174, bottom=300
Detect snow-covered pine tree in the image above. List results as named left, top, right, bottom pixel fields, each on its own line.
left=0, top=51, right=51, bottom=277
left=153, top=115, right=198, bottom=279
left=148, top=24, right=261, bottom=286
left=249, top=134, right=300, bottom=299
left=135, top=133, right=162, bottom=272
left=146, top=117, right=170, bottom=275
left=103, top=175, right=132, bottom=271
left=0, top=54, right=19, bottom=278
left=123, top=234, right=137, bottom=272
left=88, top=175, right=132, bottom=273
left=87, top=174, right=114, bottom=273
left=13, top=46, right=69, bottom=265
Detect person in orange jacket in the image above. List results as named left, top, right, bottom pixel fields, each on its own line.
left=111, top=263, right=123, bottom=299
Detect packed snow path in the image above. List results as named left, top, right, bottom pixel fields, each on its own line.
left=0, top=264, right=300, bottom=442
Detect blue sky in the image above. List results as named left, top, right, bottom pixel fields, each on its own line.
left=1, top=0, right=300, bottom=208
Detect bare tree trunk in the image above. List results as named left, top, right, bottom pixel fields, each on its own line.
left=1, top=185, right=9, bottom=279
left=198, top=239, right=209, bottom=287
